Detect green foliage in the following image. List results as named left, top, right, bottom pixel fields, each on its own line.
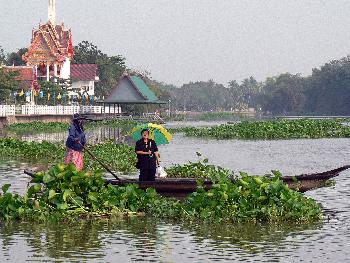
left=0, top=164, right=177, bottom=221
left=36, top=81, right=66, bottom=105
left=5, top=48, right=27, bottom=66
left=7, top=122, right=69, bottom=134
left=0, top=46, right=6, bottom=64
left=0, top=138, right=65, bottom=162
left=0, top=67, right=20, bottom=103
left=259, top=73, right=306, bottom=114
left=0, top=138, right=136, bottom=174
left=178, top=119, right=350, bottom=140
left=181, top=171, right=322, bottom=222
left=6, top=119, right=138, bottom=135
left=72, top=41, right=126, bottom=96
left=166, top=158, right=232, bottom=179
left=84, top=141, right=137, bottom=174
left=0, top=164, right=322, bottom=223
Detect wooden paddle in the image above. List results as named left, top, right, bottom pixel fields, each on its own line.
left=79, top=142, right=120, bottom=180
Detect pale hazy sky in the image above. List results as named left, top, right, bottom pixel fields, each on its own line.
left=1, top=0, right=350, bottom=86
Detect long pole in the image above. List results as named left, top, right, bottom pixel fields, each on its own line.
left=79, top=143, right=120, bottom=180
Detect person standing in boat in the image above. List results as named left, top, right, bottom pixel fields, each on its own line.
left=65, top=113, right=86, bottom=171
left=135, top=129, right=160, bottom=181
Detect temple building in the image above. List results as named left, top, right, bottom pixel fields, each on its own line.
left=4, top=0, right=98, bottom=104
left=22, top=0, right=74, bottom=82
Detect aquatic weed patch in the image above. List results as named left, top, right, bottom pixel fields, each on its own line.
left=165, top=158, right=232, bottom=179
left=0, top=138, right=136, bottom=174
left=85, top=141, right=137, bottom=174
left=182, top=171, right=322, bottom=222
left=7, top=122, right=69, bottom=134
left=0, top=138, right=65, bottom=162
left=0, top=164, right=322, bottom=223
left=7, top=119, right=139, bottom=135
left=179, top=119, right=350, bottom=140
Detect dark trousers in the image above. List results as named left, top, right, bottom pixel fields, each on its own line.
left=139, top=169, right=156, bottom=181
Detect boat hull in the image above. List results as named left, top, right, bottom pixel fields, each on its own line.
left=24, top=165, right=350, bottom=199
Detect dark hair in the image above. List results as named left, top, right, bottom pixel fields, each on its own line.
left=141, top=129, right=149, bottom=135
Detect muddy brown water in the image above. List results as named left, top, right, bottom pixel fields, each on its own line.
left=0, top=123, right=350, bottom=262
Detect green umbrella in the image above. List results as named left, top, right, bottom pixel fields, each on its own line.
left=130, top=123, right=173, bottom=145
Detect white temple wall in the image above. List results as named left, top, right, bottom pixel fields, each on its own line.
left=60, top=58, right=70, bottom=79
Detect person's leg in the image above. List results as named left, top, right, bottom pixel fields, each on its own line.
left=147, top=169, right=156, bottom=181
left=139, top=169, right=148, bottom=181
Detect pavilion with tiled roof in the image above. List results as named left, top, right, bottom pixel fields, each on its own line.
left=102, top=74, right=165, bottom=114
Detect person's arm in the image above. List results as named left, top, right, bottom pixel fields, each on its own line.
left=136, top=150, right=152, bottom=155
left=152, top=140, right=160, bottom=165
left=155, top=152, right=160, bottom=166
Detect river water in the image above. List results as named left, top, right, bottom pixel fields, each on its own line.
left=0, top=124, right=350, bottom=262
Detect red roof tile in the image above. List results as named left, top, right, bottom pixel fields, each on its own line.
left=3, top=66, right=35, bottom=90
left=4, top=66, right=34, bottom=81
left=70, top=64, right=98, bottom=81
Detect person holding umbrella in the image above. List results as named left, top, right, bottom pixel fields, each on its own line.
left=135, top=129, right=160, bottom=181
left=65, top=113, right=86, bottom=171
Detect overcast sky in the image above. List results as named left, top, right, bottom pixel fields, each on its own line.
left=1, top=0, right=350, bottom=86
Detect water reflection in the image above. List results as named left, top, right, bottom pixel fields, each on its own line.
left=0, top=217, right=322, bottom=262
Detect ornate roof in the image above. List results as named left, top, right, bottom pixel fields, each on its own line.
left=71, top=64, right=98, bottom=81
left=23, top=22, right=74, bottom=65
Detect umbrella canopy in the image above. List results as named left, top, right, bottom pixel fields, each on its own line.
left=130, top=123, right=173, bottom=145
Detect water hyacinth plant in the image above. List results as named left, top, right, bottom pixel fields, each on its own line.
left=0, top=164, right=322, bottom=223
left=175, top=119, right=350, bottom=140
left=6, top=119, right=138, bottom=134
left=0, top=138, right=137, bottom=174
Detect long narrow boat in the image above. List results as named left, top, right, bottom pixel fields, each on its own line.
left=24, top=165, right=350, bottom=198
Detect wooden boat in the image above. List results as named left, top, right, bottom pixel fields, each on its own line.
left=24, top=165, right=350, bottom=198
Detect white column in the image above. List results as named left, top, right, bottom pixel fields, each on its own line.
left=46, top=64, right=50, bottom=82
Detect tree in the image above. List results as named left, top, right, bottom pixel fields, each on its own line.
left=73, top=41, right=126, bottom=96
left=259, top=73, right=306, bottom=114
left=0, top=46, right=6, bottom=65
left=6, top=48, right=27, bottom=66
left=0, top=68, right=19, bottom=103
left=305, top=56, right=350, bottom=115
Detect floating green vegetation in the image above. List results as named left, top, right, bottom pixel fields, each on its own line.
left=7, top=122, right=69, bottom=134
left=165, top=156, right=232, bottom=179
left=166, top=112, right=249, bottom=122
left=0, top=138, right=136, bottom=174
left=0, top=164, right=322, bottom=223
left=177, top=119, right=350, bottom=140
left=7, top=119, right=139, bottom=135
left=0, top=138, right=65, bottom=163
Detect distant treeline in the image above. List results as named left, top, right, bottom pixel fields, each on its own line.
left=2, top=43, right=350, bottom=115
left=155, top=56, right=350, bottom=115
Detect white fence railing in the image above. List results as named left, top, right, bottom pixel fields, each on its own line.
left=104, top=106, right=121, bottom=114
left=21, top=105, right=81, bottom=115
left=0, top=105, right=15, bottom=116
left=0, top=105, right=123, bottom=116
